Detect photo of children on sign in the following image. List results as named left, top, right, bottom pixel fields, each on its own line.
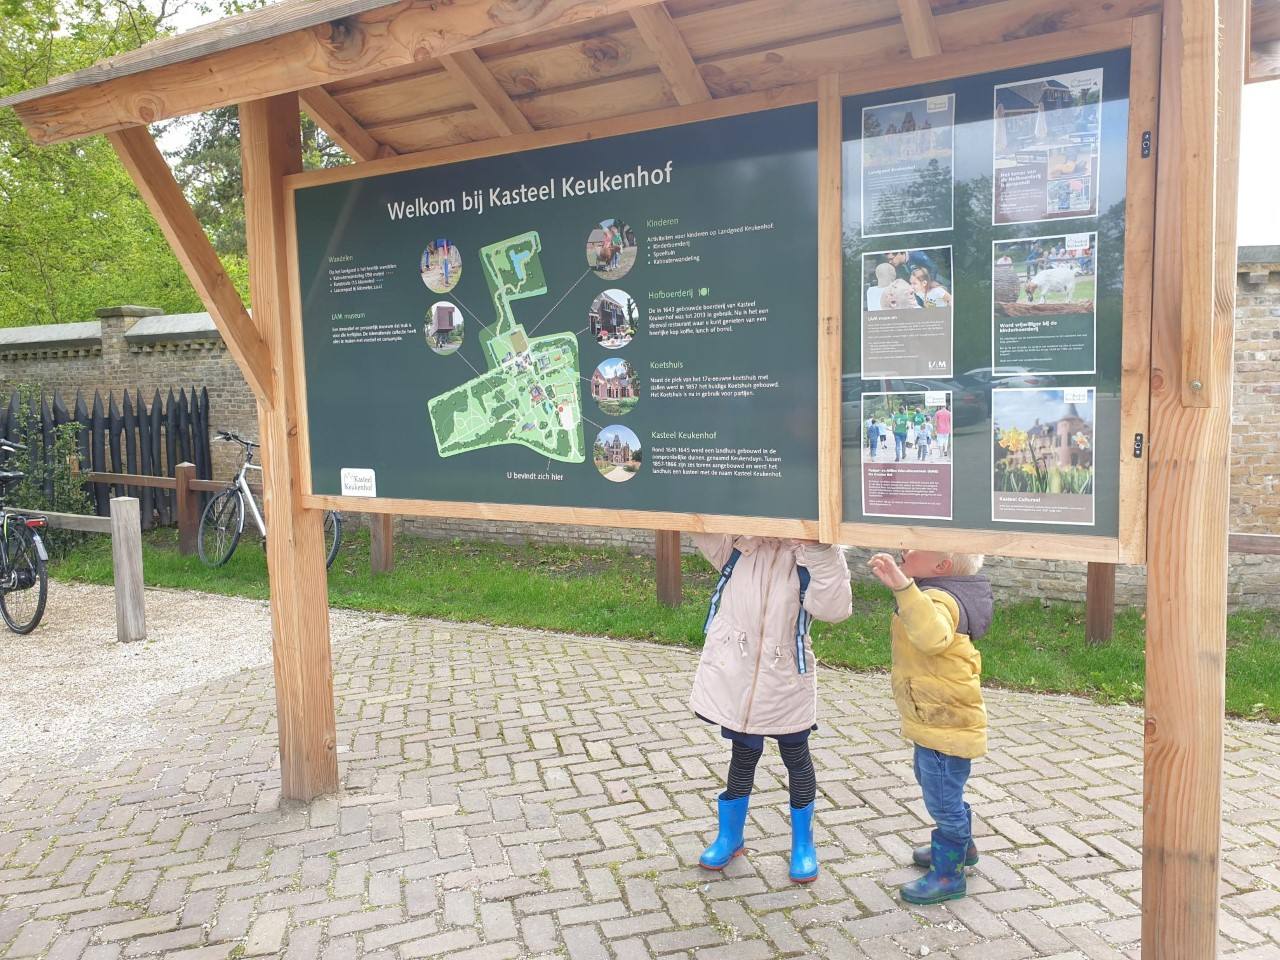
left=992, top=232, right=1097, bottom=374
left=862, top=247, right=953, bottom=378
left=993, top=68, right=1102, bottom=225
left=992, top=387, right=1095, bottom=525
left=861, top=94, right=954, bottom=237
left=862, top=391, right=953, bottom=520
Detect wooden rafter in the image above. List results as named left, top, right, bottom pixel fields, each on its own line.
left=105, top=126, right=274, bottom=406
left=438, top=51, right=534, bottom=136
left=299, top=86, right=395, bottom=160
left=1250, top=0, right=1280, bottom=80
left=630, top=4, right=711, bottom=104
left=897, top=0, right=943, bottom=58
left=6, top=0, right=665, bottom=146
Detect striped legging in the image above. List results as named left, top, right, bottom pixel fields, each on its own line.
left=723, top=739, right=816, bottom=809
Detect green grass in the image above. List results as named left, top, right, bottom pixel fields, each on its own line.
left=49, top=528, right=1280, bottom=722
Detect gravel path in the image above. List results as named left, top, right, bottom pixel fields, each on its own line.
left=0, top=582, right=381, bottom=769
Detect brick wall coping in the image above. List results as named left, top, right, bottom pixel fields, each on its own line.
left=1238, top=245, right=1280, bottom=271
left=125, top=312, right=221, bottom=344
left=0, top=321, right=101, bottom=351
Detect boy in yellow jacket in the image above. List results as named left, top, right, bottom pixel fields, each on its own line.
left=868, top=549, right=993, bottom=905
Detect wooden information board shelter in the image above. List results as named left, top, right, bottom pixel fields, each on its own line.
left=3, top=1, right=1275, bottom=955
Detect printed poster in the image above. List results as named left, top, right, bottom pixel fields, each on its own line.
left=992, top=387, right=1095, bottom=525
left=992, top=69, right=1102, bottom=225
left=862, top=391, right=953, bottom=520
left=861, top=247, right=953, bottom=378
left=992, top=233, right=1097, bottom=374
left=861, top=94, right=955, bottom=237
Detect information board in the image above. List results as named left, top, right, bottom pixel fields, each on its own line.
left=840, top=50, right=1132, bottom=537
left=293, top=106, right=820, bottom=520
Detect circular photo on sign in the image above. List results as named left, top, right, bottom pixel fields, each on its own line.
left=425, top=301, right=464, bottom=355
left=587, top=288, right=639, bottom=350
left=593, top=424, right=642, bottom=483
left=591, top=357, right=639, bottom=418
left=585, top=218, right=637, bottom=279
left=420, top=238, right=462, bottom=293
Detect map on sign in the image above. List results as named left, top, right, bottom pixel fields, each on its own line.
left=428, top=231, right=585, bottom=462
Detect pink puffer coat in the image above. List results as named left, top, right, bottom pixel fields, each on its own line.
left=688, top=536, right=852, bottom=736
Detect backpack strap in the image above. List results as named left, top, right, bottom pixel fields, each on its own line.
left=794, top=566, right=812, bottom=675
left=703, top=548, right=742, bottom=634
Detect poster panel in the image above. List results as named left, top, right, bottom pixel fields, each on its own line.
left=992, top=387, right=1096, bottom=525
left=293, top=106, right=821, bottom=520
left=992, top=68, right=1104, bottom=225
left=861, top=246, right=954, bottom=377
left=861, top=94, right=956, bottom=237
left=992, top=232, right=1098, bottom=374
left=862, top=391, right=953, bottom=520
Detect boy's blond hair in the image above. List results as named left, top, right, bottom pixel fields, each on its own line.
left=948, top=553, right=985, bottom=576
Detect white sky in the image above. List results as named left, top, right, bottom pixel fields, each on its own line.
left=1238, top=80, right=1280, bottom=246
left=159, top=6, right=1280, bottom=244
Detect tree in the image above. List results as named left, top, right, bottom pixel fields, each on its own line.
left=0, top=0, right=350, bottom=328
left=0, top=0, right=211, bottom=326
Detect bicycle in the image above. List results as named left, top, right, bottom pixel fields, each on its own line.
left=198, top=432, right=342, bottom=569
left=0, top=438, right=50, bottom=634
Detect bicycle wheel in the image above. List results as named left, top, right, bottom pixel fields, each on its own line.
left=198, top=490, right=244, bottom=567
left=0, top=521, right=48, bottom=634
left=323, top=511, right=343, bottom=569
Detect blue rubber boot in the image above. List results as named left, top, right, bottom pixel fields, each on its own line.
left=788, top=801, right=819, bottom=883
left=900, top=831, right=968, bottom=904
left=699, top=793, right=750, bottom=870
left=912, top=804, right=976, bottom=868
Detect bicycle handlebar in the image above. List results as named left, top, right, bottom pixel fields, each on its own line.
left=215, top=431, right=259, bottom=448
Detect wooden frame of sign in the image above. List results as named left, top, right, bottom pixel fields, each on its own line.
left=284, top=17, right=1156, bottom=563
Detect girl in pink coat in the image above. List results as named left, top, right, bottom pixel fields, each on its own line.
left=689, top=535, right=852, bottom=882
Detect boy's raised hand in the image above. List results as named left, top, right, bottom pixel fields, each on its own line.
left=868, top=553, right=911, bottom=590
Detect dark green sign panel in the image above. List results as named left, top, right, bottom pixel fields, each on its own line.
left=841, top=50, right=1131, bottom=537
left=293, top=106, right=819, bottom=520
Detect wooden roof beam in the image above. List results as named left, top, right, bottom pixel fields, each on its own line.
left=1250, top=0, right=1280, bottom=81
left=7, top=0, right=665, bottom=146
left=438, top=51, right=534, bottom=136
left=630, top=4, right=711, bottom=105
left=299, top=86, right=395, bottom=160
left=106, top=126, right=275, bottom=407
left=897, top=0, right=942, bottom=58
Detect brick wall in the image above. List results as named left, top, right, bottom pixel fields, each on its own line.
left=2, top=248, right=1276, bottom=610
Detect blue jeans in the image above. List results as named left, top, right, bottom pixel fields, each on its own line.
left=913, top=744, right=972, bottom=846
left=895, top=434, right=907, bottom=460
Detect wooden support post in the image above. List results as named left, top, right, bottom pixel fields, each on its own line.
left=370, top=514, right=395, bottom=574
left=175, top=462, right=199, bottom=556
left=1144, top=0, right=1245, bottom=956
left=109, top=496, right=145, bottom=643
left=1085, top=562, right=1115, bottom=646
left=655, top=530, right=682, bottom=607
left=241, top=94, right=338, bottom=801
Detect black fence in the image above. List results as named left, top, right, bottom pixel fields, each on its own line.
left=0, top=387, right=213, bottom=528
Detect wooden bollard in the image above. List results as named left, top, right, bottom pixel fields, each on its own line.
left=370, top=513, right=394, bottom=574
left=656, top=530, right=682, bottom=607
left=1085, top=561, right=1116, bottom=646
left=110, top=497, right=146, bottom=643
left=175, top=462, right=199, bottom=556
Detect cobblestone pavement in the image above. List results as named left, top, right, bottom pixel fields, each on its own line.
left=2, top=590, right=1279, bottom=960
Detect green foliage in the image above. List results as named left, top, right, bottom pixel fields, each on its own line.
left=3, top=385, right=93, bottom=557
left=51, top=530, right=1280, bottom=721
left=0, top=0, right=349, bottom=328
left=0, top=0, right=211, bottom=327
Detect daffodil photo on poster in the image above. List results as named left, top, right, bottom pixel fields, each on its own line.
left=991, top=386, right=1095, bottom=525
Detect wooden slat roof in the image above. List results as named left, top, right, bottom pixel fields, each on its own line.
left=2, top=0, right=1273, bottom=152
left=0, top=0, right=400, bottom=108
